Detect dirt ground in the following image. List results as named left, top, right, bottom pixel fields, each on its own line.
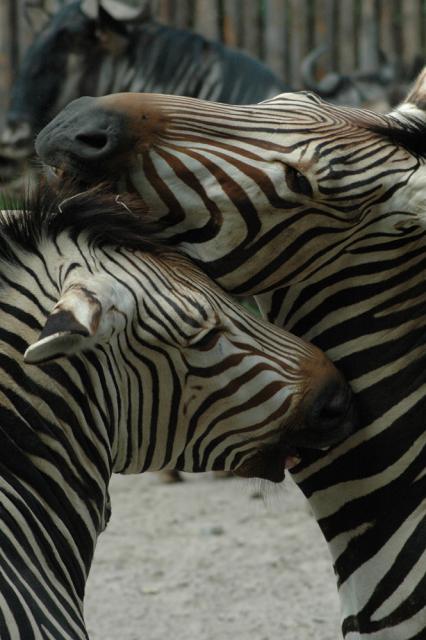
left=85, top=473, right=341, bottom=640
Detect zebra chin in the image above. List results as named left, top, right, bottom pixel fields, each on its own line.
left=233, top=444, right=303, bottom=483
left=233, top=384, right=357, bottom=483
left=233, top=433, right=349, bottom=484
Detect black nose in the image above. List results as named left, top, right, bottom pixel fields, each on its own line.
left=35, top=96, right=123, bottom=166
left=300, top=374, right=356, bottom=447
left=308, top=377, right=353, bottom=429
left=72, top=128, right=111, bottom=157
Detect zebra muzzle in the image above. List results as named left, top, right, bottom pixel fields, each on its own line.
left=234, top=374, right=357, bottom=483
left=234, top=444, right=302, bottom=483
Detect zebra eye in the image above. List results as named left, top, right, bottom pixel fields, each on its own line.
left=189, top=326, right=224, bottom=349
left=285, top=166, right=313, bottom=197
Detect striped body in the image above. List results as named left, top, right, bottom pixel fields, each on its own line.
left=0, top=188, right=353, bottom=638
left=34, top=71, right=426, bottom=638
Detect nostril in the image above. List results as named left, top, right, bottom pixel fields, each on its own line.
left=317, top=390, right=349, bottom=424
left=308, top=380, right=352, bottom=430
left=75, top=130, right=109, bottom=151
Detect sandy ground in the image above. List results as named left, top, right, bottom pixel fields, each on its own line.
left=85, top=473, right=341, bottom=640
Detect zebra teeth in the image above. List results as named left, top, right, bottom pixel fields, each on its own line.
left=234, top=443, right=303, bottom=483
left=285, top=454, right=302, bottom=469
left=44, top=164, right=66, bottom=185
left=51, top=166, right=65, bottom=178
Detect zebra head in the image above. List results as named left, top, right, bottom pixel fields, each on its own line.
left=36, top=71, right=426, bottom=294
left=0, top=184, right=357, bottom=636
left=3, top=187, right=354, bottom=484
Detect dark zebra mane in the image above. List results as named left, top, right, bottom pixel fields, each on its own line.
left=366, top=114, right=426, bottom=157
left=0, top=183, right=169, bottom=263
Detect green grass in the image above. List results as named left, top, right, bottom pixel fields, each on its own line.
left=0, top=191, right=23, bottom=210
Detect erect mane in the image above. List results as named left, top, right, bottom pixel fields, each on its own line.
left=313, top=97, right=426, bottom=157
left=0, top=182, right=169, bottom=262
left=366, top=114, right=426, bottom=156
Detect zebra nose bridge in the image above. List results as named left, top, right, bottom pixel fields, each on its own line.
left=36, top=94, right=170, bottom=166
left=35, top=97, right=121, bottom=164
left=69, top=94, right=163, bottom=156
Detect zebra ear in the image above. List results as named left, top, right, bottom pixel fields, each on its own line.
left=371, top=68, right=426, bottom=156
left=398, top=67, right=426, bottom=116
left=24, top=278, right=127, bottom=364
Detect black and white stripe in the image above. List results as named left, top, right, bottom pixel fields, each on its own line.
left=34, top=69, right=426, bottom=638
left=0, top=186, right=352, bottom=638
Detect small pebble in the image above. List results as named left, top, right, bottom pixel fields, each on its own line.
left=141, top=586, right=160, bottom=595
left=200, top=525, right=225, bottom=536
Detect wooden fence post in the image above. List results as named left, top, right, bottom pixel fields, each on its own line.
left=359, top=0, right=380, bottom=71
left=402, top=0, right=423, bottom=71
left=264, top=0, right=287, bottom=80
left=338, top=0, right=356, bottom=73
left=0, top=0, right=14, bottom=128
left=240, top=1, right=261, bottom=59
left=222, top=0, right=243, bottom=48
left=289, top=0, right=308, bottom=87
left=193, top=0, right=220, bottom=41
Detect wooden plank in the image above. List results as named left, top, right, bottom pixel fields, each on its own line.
left=313, top=0, right=335, bottom=62
left=157, top=0, right=175, bottom=24
left=193, top=0, right=220, bottom=40
left=222, top=0, right=242, bottom=47
left=172, top=0, right=192, bottom=29
left=401, top=0, right=422, bottom=71
left=390, top=0, right=403, bottom=75
left=379, top=0, right=397, bottom=66
left=264, top=0, right=287, bottom=79
left=311, top=0, right=336, bottom=80
left=421, top=0, right=426, bottom=56
left=289, top=0, right=308, bottom=88
left=338, top=0, right=356, bottom=73
left=241, top=1, right=260, bottom=59
left=359, top=0, right=380, bottom=71
left=0, top=0, right=13, bottom=128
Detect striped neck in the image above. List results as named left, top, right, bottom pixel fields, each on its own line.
left=0, top=354, right=114, bottom=639
left=257, top=225, right=426, bottom=636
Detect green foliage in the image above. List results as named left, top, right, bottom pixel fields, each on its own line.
left=0, top=190, right=23, bottom=210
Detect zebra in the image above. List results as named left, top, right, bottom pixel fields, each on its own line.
left=34, top=67, right=426, bottom=638
left=0, top=0, right=286, bottom=189
left=0, top=183, right=355, bottom=638
left=0, top=0, right=288, bottom=482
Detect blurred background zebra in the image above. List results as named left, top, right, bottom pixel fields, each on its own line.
left=0, top=0, right=287, bottom=193
left=0, top=0, right=424, bottom=193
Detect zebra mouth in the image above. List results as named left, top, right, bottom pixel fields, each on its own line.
left=43, top=160, right=121, bottom=189
left=234, top=437, right=336, bottom=483
left=234, top=444, right=302, bottom=483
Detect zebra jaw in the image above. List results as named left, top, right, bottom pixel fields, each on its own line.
left=234, top=445, right=302, bottom=483
left=234, top=436, right=334, bottom=483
